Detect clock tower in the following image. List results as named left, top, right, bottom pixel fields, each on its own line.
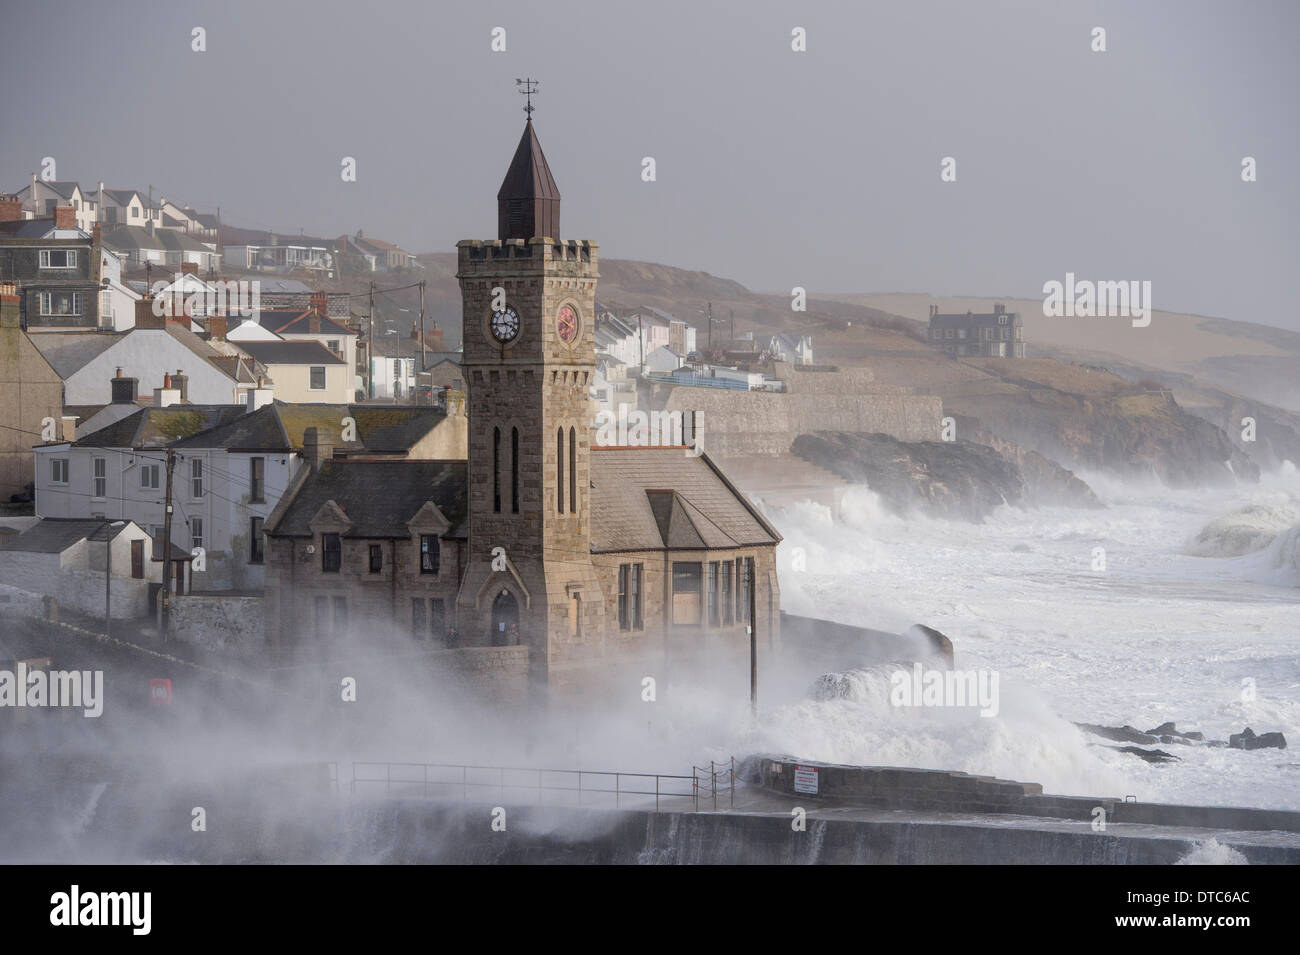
left=455, top=115, right=607, bottom=690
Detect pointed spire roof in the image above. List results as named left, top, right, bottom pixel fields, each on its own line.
left=497, top=120, right=561, bottom=241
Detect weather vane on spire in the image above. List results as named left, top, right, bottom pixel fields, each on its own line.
left=516, top=77, right=538, bottom=119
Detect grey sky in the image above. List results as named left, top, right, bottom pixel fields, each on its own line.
left=4, top=0, right=1297, bottom=329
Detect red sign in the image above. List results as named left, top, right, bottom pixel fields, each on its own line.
left=150, top=678, right=172, bottom=705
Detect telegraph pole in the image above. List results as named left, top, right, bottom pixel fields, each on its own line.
left=419, top=279, right=427, bottom=372
left=748, top=561, right=758, bottom=717
left=368, top=281, right=376, bottom=398
left=159, top=449, right=177, bottom=641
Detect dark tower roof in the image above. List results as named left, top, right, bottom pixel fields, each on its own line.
left=497, top=120, right=560, bottom=241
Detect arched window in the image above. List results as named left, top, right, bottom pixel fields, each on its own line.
left=568, top=426, right=576, bottom=514
left=557, top=427, right=565, bottom=514
left=510, top=427, right=519, bottom=513
left=492, top=427, right=501, bottom=512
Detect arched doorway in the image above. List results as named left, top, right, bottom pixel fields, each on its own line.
left=491, top=588, right=519, bottom=646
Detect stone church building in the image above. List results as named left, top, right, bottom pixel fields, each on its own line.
left=264, top=117, right=781, bottom=691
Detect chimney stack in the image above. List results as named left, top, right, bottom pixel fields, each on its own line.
left=309, top=291, right=326, bottom=333
left=153, top=374, right=181, bottom=407
left=248, top=376, right=274, bottom=412
left=302, top=426, right=333, bottom=472
left=207, top=315, right=227, bottom=340
left=172, top=370, right=188, bottom=401
left=135, top=296, right=166, bottom=329
left=53, top=205, right=76, bottom=230
left=110, top=368, right=138, bottom=404
left=427, top=324, right=444, bottom=351
left=0, top=195, right=22, bottom=223
left=180, top=262, right=198, bottom=275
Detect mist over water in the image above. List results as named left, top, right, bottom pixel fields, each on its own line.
left=5, top=466, right=1299, bottom=863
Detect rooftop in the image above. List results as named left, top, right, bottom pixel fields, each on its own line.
left=267, top=460, right=470, bottom=539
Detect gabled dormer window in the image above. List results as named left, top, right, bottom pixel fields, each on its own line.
left=321, top=532, right=341, bottom=572
left=419, top=535, right=440, bottom=575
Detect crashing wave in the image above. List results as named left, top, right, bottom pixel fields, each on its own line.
left=1237, top=522, right=1300, bottom=587
left=1183, top=504, right=1300, bottom=558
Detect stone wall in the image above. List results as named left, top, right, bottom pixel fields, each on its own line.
left=169, top=593, right=266, bottom=657
left=264, top=533, right=468, bottom=661
left=0, top=554, right=149, bottom=620
left=664, top=387, right=944, bottom=456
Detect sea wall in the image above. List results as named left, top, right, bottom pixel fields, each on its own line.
left=663, top=387, right=943, bottom=456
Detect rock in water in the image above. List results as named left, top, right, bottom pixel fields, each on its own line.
left=1229, top=727, right=1288, bottom=750
left=1115, top=746, right=1180, bottom=763
left=1076, top=722, right=1159, bottom=744
left=792, top=431, right=1027, bottom=521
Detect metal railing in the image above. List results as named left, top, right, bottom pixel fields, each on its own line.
left=693, top=758, right=737, bottom=811
left=343, top=758, right=737, bottom=813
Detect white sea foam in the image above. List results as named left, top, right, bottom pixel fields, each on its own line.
left=1175, top=839, right=1250, bottom=865
left=746, top=468, right=1300, bottom=811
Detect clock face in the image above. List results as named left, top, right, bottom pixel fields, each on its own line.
left=489, top=305, right=520, bottom=343
left=556, top=304, right=578, bottom=344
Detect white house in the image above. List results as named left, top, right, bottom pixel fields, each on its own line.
left=0, top=518, right=159, bottom=620
left=33, top=401, right=467, bottom=592
left=37, top=323, right=263, bottom=406
left=644, top=345, right=685, bottom=375
left=33, top=405, right=279, bottom=593
left=768, top=332, right=813, bottom=365
left=11, top=178, right=97, bottom=231
left=236, top=340, right=351, bottom=403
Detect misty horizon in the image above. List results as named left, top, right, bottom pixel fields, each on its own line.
left=3, top=0, right=1297, bottom=330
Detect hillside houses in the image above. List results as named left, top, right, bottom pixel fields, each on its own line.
left=0, top=210, right=141, bottom=332
left=32, top=401, right=466, bottom=592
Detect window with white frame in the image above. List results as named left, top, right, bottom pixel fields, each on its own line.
left=39, top=292, right=82, bottom=316
left=140, top=463, right=160, bottom=489
left=92, top=457, right=106, bottom=497
left=191, top=459, right=203, bottom=499
left=39, top=249, right=77, bottom=269
left=51, top=458, right=69, bottom=484
left=191, top=518, right=203, bottom=551
left=309, top=366, right=326, bottom=390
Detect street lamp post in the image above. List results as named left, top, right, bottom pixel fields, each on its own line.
left=103, top=519, right=125, bottom=637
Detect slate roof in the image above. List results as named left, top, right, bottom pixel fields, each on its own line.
left=102, top=225, right=164, bottom=251
left=238, top=340, right=345, bottom=365
left=155, top=229, right=214, bottom=253
left=101, top=188, right=143, bottom=205
left=267, top=460, right=469, bottom=539
left=0, top=217, right=86, bottom=238
left=169, top=403, right=449, bottom=454
left=271, top=311, right=355, bottom=337
left=28, top=332, right=124, bottom=377
left=253, top=278, right=312, bottom=293
left=73, top=405, right=248, bottom=449
left=498, top=120, right=561, bottom=203
left=589, top=448, right=781, bottom=552
left=35, top=181, right=81, bottom=200
left=931, top=312, right=1023, bottom=327
left=0, top=518, right=134, bottom=554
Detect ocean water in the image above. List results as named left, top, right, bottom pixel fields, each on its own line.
left=742, top=464, right=1300, bottom=812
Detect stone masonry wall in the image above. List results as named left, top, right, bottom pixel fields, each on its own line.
left=665, top=388, right=944, bottom=456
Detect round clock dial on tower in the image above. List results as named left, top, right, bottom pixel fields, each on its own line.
left=556, top=303, right=578, bottom=344
left=489, top=305, right=520, bottom=343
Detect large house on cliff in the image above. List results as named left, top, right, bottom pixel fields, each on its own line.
left=928, top=303, right=1026, bottom=358
left=263, top=114, right=782, bottom=692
